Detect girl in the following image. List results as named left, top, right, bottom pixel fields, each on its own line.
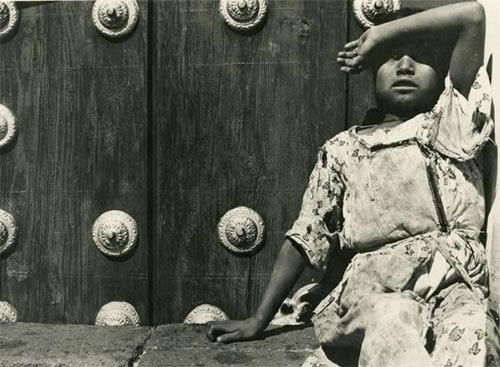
left=208, top=3, right=500, bottom=366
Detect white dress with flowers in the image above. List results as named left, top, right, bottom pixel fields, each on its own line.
left=286, top=68, right=500, bottom=367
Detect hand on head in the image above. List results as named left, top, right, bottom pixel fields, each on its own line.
left=337, top=29, right=379, bottom=74
left=337, top=40, right=365, bottom=74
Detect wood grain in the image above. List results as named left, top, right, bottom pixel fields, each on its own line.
left=150, top=0, right=348, bottom=323
left=0, top=1, right=149, bottom=324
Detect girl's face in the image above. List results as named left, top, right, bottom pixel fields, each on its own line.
left=374, top=41, right=446, bottom=118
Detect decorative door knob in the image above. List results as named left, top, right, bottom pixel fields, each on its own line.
left=92, top=210, right=138, bottom=257
left=0, top=209, right=17, bottom=255
left=0, top=301, right=17, bottom=322
left=0, top=2, right=19, bottom=40
left=184, top=304, right=229, bottom=324
left=219, top=0, right=268, bottom=32
left=0, top=104, right=17, bottom=151
left=92, top=0, right=139, bottom=38
left=352, top=0, right=401, bottom=28
left=95, top=301, right=140, bottom=326
left=217, top=206, right=265, bottom=255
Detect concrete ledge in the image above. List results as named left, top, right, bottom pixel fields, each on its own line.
left=0, top=323, right=322, bottom=366
left=137, top=324, right=320, bottom=367
left=0, top=323, right=153, bottom=367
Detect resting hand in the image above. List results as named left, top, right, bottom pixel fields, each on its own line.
left=206, top=318, right=265, bottom=344
left=337, top=28, right=379, bottom=74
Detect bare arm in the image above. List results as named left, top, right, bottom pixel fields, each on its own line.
left=207, top=239, right=306, bottom=343
left=338, top=2, right=486, bottom=96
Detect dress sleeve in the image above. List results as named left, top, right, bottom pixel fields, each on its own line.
left=425, top=66, right=493, bottom=161
left=285, top=143, right=345, bottom=273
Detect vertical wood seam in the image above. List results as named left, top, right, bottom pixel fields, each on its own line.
left=344, top=0, right=351, bottom=131
left=146, top=0, right=156, bottom=326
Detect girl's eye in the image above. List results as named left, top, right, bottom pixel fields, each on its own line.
left=408, top=51, right=435, bottom=66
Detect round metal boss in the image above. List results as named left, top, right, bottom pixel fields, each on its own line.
left=0, top=3, right=9, bottom=29
left=0, top=104, right=17, bottom=151
left=184, top=304, right=229, bottom=324
left=352, top=0, right=401, bottom=28
left=95, top=301, right=140, bottom=326
left=0, top=209, right=17, bottom=255
left=0, top=2, right=19, bottom=40
left=219, top=0, right=268, bottom=32
left=92, top=210, right=138, bottom=257
left=0, top=301, right=17, bottom=322
left=217, top=206, right=265, bottom=254
left=92, top=0, right=139, bottom=38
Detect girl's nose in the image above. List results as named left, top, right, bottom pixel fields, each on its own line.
left=396, top=55, right=415, bottom=75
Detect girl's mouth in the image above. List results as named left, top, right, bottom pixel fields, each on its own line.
left=392, top=79, right=418, bottom=91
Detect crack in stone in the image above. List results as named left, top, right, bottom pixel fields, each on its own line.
left=129, top=327, right=156, bottom=367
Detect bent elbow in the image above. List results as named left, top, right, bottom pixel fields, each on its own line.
left=466, top=2, right=486, bottom=27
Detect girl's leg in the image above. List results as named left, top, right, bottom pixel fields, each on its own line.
left=430, top=284, right=500, bottom=367
left=354, top=293, right=433, bottom=367
left=301, top=347, right=342, bottom=367
left=301, top=346, right=360, bottom=367
left=304, top=292, right=432, bottom=367
left=313, top=292, right=432, bottom=367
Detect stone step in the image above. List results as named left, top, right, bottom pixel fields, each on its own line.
left=0, top=323, right=321, bottom=367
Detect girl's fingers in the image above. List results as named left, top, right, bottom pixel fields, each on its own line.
left=217, top=330, right=241, bottom=343
left=336, top=58, right=360, bottom=70
left=207, top=322, right=235, bottom=341
left=341, top=56, right=363, bottom=68
left=340, top=66, right=357, bottom=74
left=340, top=65, right=364, bottom=74
left=337, top=50, right=358, bottom=59
left=344, top=40, right=359, bottom=50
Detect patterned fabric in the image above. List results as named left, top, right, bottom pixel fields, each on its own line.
left=285, top=67, right=500, bottom=366
left=303, top=285, right=500, bottom=367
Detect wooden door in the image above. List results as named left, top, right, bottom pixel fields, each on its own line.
left=0, top=1, right=149, bottom=324
left=0, top=0, right=472, bottom=326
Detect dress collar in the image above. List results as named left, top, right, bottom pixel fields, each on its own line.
left=352, top=114, right=426, bottom=149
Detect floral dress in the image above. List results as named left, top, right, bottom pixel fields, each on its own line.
left=286, top=67, right=500, bottom=367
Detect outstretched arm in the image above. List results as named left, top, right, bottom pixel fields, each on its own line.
left=337, top=2, right=486, bottom=96
left=206, top=239, right=306, bottom=343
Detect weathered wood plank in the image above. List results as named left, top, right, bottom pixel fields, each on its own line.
left=0, top=1, right=149, bottom=324
left=247, top=0, right=349, bottom=313
left=151, top=0, right=347, bottom=323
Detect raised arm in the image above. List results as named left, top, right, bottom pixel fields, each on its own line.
left=206, top=239, right=306, bottom=343
left=338, top=2, right=486, bottom=97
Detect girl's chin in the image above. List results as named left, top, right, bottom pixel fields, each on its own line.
left=378, top=94, right=437, bottom=118
left=391, top=98, right=435, bottom=114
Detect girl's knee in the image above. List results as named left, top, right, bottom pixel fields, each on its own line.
left=357, top=293, right=426, bottom=330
